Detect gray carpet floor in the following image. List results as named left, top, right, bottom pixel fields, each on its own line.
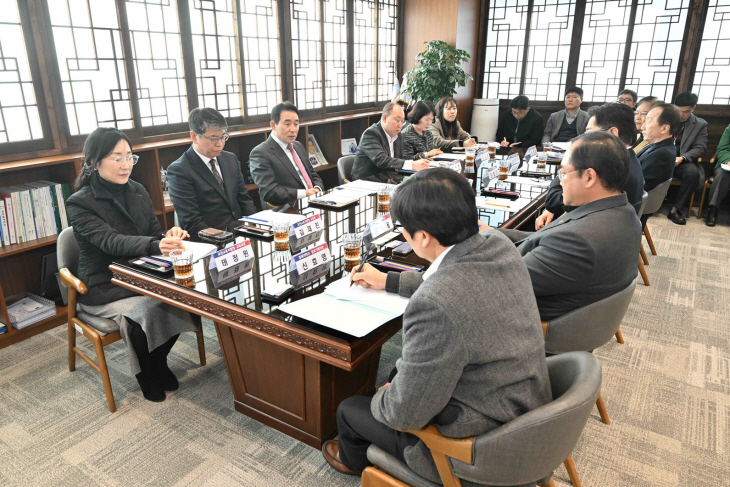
left=1, top=206, right=729, bottom=486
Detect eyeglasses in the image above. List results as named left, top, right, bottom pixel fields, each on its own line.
left=557, top=168, right=579, bottom=181
left=391, top=118, right=405, bottom=125
left=617, top=97, right=634, bottom=103
left=110, top=155, right=139, bottom=166
left=199, top=133, right=230, bottom=144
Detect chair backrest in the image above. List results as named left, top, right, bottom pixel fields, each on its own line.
left=337, top=155, right=356, bottom=185
left=636, top=191, right=648, bottom=218
left=452, top=352, right=602, bottom=486
left=643, top=178, right=673, bottom=215
left=544, top=280, right=636, bottom=354
left=56, top=227, right=79, bottom=306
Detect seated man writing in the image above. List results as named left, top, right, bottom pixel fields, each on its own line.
left=498, top=131, right=642, bottom=321
left=322, top=168, right=551, bottom=483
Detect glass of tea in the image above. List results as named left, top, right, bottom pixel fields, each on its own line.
left=377, top=186, right=391, bottom=214
left=272, top=219, right=291, bottom=252
left=169, top=249, right=194, bottom=288
left=488, top=143, right=498, bottom=159
left=543, top=141, right=552, bottom=154
left=339, top=233, right=363, bottom=272
left=498, top=158, right=510, bottom=180
left=464, top=147, right=476, bottom=173
left=536, top=151, right=547, bottom=170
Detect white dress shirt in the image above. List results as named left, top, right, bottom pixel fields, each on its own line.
left=270, top=134, right=322, bottom=199
left=193, top=146, right=224, bottom=183
left=422, top=245, right=455, bottom=281
left=381, top=122, right=413, bottom=170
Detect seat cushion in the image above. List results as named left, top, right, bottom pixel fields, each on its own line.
left=367, top=445, right=441, bottom=487
left=76, top=308, right=120, bottom=335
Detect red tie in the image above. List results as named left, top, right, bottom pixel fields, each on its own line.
left=288, top=143, right=313, bottom=189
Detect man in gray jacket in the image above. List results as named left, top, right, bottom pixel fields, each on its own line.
left=542, top=86, right=589, bottom=144
left=499, top=131, right=642, bottom=321
left=322, top=168, right=551, bottom=483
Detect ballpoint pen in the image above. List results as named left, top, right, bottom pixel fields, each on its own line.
left=350, top=243, right=375, bottom=287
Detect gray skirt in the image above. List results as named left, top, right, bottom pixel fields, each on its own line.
left=79, top=295, right=197, bottom=375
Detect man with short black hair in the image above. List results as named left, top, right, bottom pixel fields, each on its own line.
left=638, top=102, right=680, bottom=192
left=632, top=96, right=660, bottom=155
left=322, top=168, right=551, bottom=482
left=499, top=131, right=642, bottom=321
left=351, top=103, right=429, bottom=183
left=666, top=92, right=708, bottom=225
left=618, top=89, right=638, bottom=109
left=167, top=107, right=257, bottom=240
left=543, top=86, right=589, bottom=143
left=496, top=95, right=544, bottom=149
left=249, top=101, right=324, bottom=208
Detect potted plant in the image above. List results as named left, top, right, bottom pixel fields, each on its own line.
left=401, top=40, right=473, bottom=105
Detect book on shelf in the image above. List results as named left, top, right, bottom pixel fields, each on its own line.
left=307, top=135, right=328, bottom=167
left=0, top=323, right=6, bottom=335
left=0, top=181, right=70, bottom=246
left=5, top=293, right=57, bottom=330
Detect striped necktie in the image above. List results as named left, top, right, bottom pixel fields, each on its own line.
left=209, top=158, right=225, bottom=190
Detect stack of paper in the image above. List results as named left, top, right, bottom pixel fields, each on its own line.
left=240, top=210, right=307, bottom=226
left=7, top=293, right=56, bottom=330
left=345, top=180, right=397, bottom=193
left=310, top=187, right=372, bottom=205
left=504, top=176, right=552, bottom=188
left=153, top=240, right=217, bottom=264
left=475, top=196, right=527, bottom=213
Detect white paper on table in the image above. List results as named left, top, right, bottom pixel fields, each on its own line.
left=310, top=187, right=371, bottom=204
left=475, top=196, right=527, bottom=213
left=551, top=142, right=571, bottom=151
left=324, top=276, right=410, bottom=315
left=278, top=293, right=399, bottom=337
left=504, top=176, right=552, bottom=187
left=433, top=153, right=466, bottom=160
left=345, top=180, right=397, bottom=193
left=152, top=240, right=216, bottom=264
left=240, top=209, right=306, bottom=226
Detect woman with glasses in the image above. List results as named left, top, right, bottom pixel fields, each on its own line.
left=401, top=101, right=443, bottom=160
left=66, top=127, right=198, bottom=403
left=496, top=95, right=544, bottom=149
left=429, top=96, right=477, bottom=150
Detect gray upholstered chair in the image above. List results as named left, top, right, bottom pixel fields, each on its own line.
left=57, top=227, right=205, bottom=413
left=337, top=155, right=356, bottom=185
left=542, top=279, right=636, bottom=426
left=361, top=352, right=602, bottom=487
left=636, top=190, right=649, bottom=287
left=641, top=178, right=673, bottom=260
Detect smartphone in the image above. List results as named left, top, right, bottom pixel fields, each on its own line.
left=199, top=227, right=233, bottom=242
left=392, top=241, right=413, bottom=257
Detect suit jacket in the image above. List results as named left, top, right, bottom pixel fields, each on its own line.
left=545, top=148, right=645, bottom=216
left=371, top=232, right=551, bottom=483
left=495, top=108, right=544, bottom=149
left=677, top=113, right=708, bottom=164
left=715, top=124, right=730, bottom=168
left=638, top=137, right=676, bottom=191
left=167, top=146, right=257, bottom=240
left=542, top=109, right=589, bottom=144
left=498, top=193, right=642, bottom=321
left=66, top=172, right=162, bottom=304
left=249, top=136, right=324, bottom=207
left=352, top=122, right=406, bottom=182
left=428, top=118, right=471, bottom=151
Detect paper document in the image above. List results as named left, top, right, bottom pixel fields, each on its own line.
left=504, top=176, right=552, bottom=188
left=311, top=187, right=371, bottom=205
left=345, top=180, right=397, bottom=193
left=240, top=209, right=306, bottom=226
left=433, top=153, right=466, bottom=160
left=324, top=276, right=410, bottom=315
left=475, top=196, right=527, bottom=213
left=279, top=293, right=400, bottom=337
left=550, top=142, right=571, bottom=151
left=153, top=240, right=216, bottom=264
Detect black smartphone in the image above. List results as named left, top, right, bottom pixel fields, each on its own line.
left=199, top=227, right=233, bottom=242
left=392, top=241, right=413, bottom=257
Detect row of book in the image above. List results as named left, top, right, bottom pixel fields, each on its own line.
left=0, top=181, right=71, bottom=246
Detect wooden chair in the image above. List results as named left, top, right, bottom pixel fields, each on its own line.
left=641, top=178, right=674, bottom=265
left=669, top=156, right=702, bottom=218
left=697, top=155, right=724, bottom=220
left=57, top=227, right=206, bottom=413
left=636, top=191, right=650, bottom=289
left=362, top=352, right=602, bottom=487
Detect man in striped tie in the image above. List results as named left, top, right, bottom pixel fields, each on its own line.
left=249, top=102, right=324, bottom=208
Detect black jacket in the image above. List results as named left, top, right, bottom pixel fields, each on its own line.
left=167, top=146, right=257, bottom=239
left=66, top=173, right=162, bottom=305
left=495, top=108, right=544, bottom=149
left=638, top=137, right=676, bottom=191
left=352, top=123, right=405, bottom=181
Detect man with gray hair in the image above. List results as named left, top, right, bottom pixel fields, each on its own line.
left=351, top=102, right=430, bottom=183
left=167, top=107, right=257, bottom=240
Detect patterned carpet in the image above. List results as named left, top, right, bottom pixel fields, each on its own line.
left=1, top=205, right=729, bottom=487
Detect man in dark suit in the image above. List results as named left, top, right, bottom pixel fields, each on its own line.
left=249, top=102, right=324, bottom=208
left=542, top=86, right=589, bottom=143
left=499, top=131, right=642, bottom=321
left=167, top=108, right=257, bottom=240
left=496, top=95, right=544, bottom=149
left=667, top=92, right=708, bottom=225
left=638, top=102, right=680, bottom=193
left=351, top=103, right=429, bottom=183
left=631, top=96, right=659, bottom=156
left=322, top=169, right=551, bottom=482
left=536, top=103, right=645, bottom=229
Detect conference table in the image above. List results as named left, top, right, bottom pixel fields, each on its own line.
left=109, top=154, right=551, bottom=448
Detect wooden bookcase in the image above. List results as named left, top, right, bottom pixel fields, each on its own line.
left=0, top=111, right=381, bottom=349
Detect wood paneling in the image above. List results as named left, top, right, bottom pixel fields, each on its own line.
left=454, top=0, right=482, bottom=131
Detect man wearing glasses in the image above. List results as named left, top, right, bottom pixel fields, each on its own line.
left=496, top=95, right=543, bottom=149
left=617, top=89, right=638, bottom=110
left=497, top=131, right=642, bottom=321
left=167, top=107, right=257, bottom=240
left=631, top=96, right=660, bottom=155
left=351, top=103, right=430, bottom=183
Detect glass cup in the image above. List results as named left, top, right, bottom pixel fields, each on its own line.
left=272, top=219, right=291, bottom=252
left=487, top=143, right=498, bottom=159
left=543, top=141, right=552, bottom=154
left=169, top=249, right=195, bottom=288
left=536, top=151, right=547, bottom=170
left=340, top=233, right=363, bottom=272
left=377, top=186, right=391, bottom=214
left=464, top=147, right=477, bottom=174
left=498, top=158, right=510, bottom=180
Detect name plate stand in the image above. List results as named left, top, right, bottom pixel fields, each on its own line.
left=288, top=243, right=332, bottom=288
left=209, top=240, right=254, bottom=272
left=289, top=214, right=325, bottom=253
left=362, top=213, right=395, bottom=249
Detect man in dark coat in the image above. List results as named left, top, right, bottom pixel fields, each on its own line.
left=496, top=95, right=544, bottom=149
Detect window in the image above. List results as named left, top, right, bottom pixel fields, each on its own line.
left=323, top=0, right=348, bottom=106
left=482, top=0, right=529, bottom=100
left=290, top=0, right=323, bottom=109
left=377, top=0, right=398, bottom=101
left=240, top=0, right=282, bottom=115
left=353, top=0, right=376, bottom=104
left=693, top=0, right=730, bottom=104
left=48, top=0, right=133, bottom=136
left=0, top=0, right=44, bottom=142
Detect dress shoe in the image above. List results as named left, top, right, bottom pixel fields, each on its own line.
left=136, top=372, right=166, bottom=402
left=667, top=207, right=686, bottom=225
left=154, top=361, right=179, bottom=391
left=322, top=440, right=357, bottom=476
left=706, top=205, right=718, bottom=227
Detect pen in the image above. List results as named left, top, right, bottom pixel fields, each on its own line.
left=162, top=234, right=187, bottom=249
left=483, top=202, right=509, bottom=208
left=243, top=217, right=270, bottom=223
left=350, top=243, right=375, bottom=287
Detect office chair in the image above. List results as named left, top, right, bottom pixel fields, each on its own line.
left=337, top=155, right=356, bottom=185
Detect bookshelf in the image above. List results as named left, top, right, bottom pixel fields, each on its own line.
left=0, top=111, right=380, bottom=349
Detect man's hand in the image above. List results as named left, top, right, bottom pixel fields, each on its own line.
left=675, top=156, right=684, bottom=167
left=463, top=138, right=477, bottom=147
left=306, top=187, right=321, bottom=196
left=426, top=148, right=443, bottom=158
left=412, top=160, right=430, bottom=171
left=159, top=237, right=185, bottom=255
left=478, top=220, right=491, bottom=231
left=166, top=227, right=189, bottom=240
left=500, top=139, right=509, bottom=147
left=350, top=263, right=387, bottom=290
left=535, top=210, right=554, bottom=230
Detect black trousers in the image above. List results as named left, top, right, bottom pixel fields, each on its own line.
left=672, top=161, right=700, bottom=210
left=127, top=318, right=178, bottom=375
left=709, top=166, right=730, bottom=207
left=336, top=395, right=420, bottom=474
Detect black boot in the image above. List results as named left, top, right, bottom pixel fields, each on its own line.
left=128, top=319, right=166, bottom=402
left=135, top=372, right=166, bottom=402
left=706, top=205, right=718, bottom=227
left=151, top=335, right=179, bottom=391
left=667, top=207, right=686, bottom=225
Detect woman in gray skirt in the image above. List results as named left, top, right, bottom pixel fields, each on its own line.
left=66, top=127, right=198, bottom=403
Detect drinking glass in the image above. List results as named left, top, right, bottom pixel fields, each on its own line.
left=272, top=219, right=291, bottom=252
left=498, top=158, right=510, bottom=180
left=377, top=186, right=391, bottom=214
left=169, top=249, right=194, bottom=288
left=464, top=147, right=476, bottom=173
left=339, top=233, right=363, bottom=272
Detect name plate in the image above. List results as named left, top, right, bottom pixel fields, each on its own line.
left=368, top=213, right=394, bottom=240
left=292, top=243, right=331, bottom=276
left=210, top=259, right=254, bottom=288
left=525, top=145, right=537, bottom=163
left=449, top=160, right=462, bottom=172
left=482, top=165, right=500, bottom=188
left=289, top=214, right=324, bottom=249
left=209, top=240, right=253, bottom=272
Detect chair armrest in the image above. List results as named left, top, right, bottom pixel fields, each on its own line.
left=404, top=425, right=473, bottom=463
left=541, top=321, right=548, bottom=339
left=711, top=155, right=717, bottom=164
left=59, top=268, right=87, bottom=295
